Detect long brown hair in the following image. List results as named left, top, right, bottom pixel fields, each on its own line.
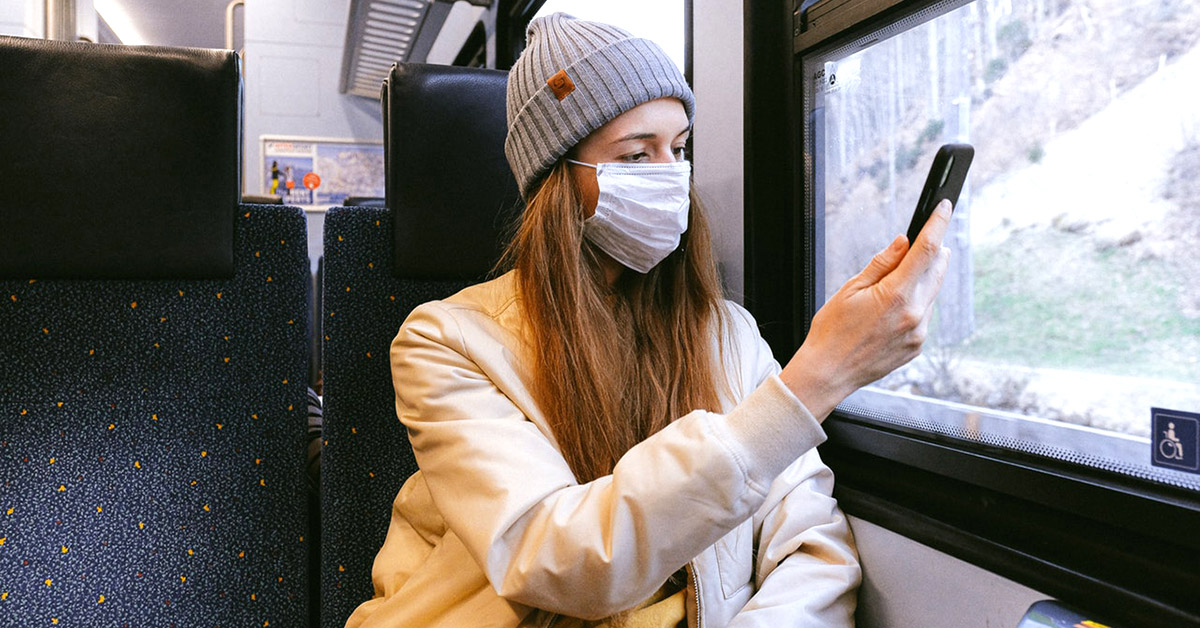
left=502, top=160, right=730, bottom=483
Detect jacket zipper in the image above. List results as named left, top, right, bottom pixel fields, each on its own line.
left=686, top=561, right=703, bottom=628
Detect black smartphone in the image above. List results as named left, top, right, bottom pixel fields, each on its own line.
left=905, top=143, right=974, bottom=244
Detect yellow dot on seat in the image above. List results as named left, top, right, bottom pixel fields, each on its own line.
left=201, top=451, right=207, bottom=457
left=44, top=579, right=52, bottom=586
left=337, top=235, right=343, bottom=241
left=138, top=522, right=145, bottom=529
left=49, top=457, right=55, bottom=464
left=203, top=504, right=211, bottom=512
left=180, top=576, right=186, bottom=583
left=178, top=289, right=185, bottom=296
left=134, top=461, right=141, bottom=469
left=96, top=507, right=102, bottom=513
left=61, top=546, right=68, bottom=553
left=338, top=565, right=345, bottom=572
left=98, top=595, right=105, bottom=603
left=108, top=424, right=115, bottom=430
left=266, top=276, right=273, bottom=282
left=1, top=591, right=8, bottom=600
left=57, top=485, right=66, bottom=492
left=56, top=402, right=63, bottom=407
left=259, top=479, right=266, bottom=487
left=20, top=409, right=27, bottom=415
left=130, top=301, right=138, bottom=309
left=187, top=549, right=194, bottom=556
left=0, top=537, right=6, bottom=545
left=52, top=619, right=58, bottom=625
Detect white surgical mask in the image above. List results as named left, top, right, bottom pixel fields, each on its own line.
left=569, top=159, right=692, bottom=274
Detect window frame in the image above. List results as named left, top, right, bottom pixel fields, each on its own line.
left=744, top=0, right=1200, bottom=625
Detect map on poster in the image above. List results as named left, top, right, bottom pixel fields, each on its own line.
left=262, top=137, right=384, bottom=206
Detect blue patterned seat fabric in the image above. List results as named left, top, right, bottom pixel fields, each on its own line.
left=319, top=206, right=471, bottom=628
left=0, top=205, right=312, bottom=627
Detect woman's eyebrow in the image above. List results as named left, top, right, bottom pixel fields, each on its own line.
left=613, top=127, right=692, bottom=143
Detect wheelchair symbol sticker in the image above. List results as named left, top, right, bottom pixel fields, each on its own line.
left=1151, top=408, right=1199, bottom=474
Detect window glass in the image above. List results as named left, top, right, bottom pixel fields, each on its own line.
left=533, top=0, right=685, bottom=72
left=803, top=0, right=1200, bottom=489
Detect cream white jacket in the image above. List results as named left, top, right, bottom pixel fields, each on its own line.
left=346, top=272, right=860, bottom=628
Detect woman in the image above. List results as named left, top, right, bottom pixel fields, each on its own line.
left=347, top=13, right=951, bottom=628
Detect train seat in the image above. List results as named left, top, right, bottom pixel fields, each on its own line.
left=319, top=62, right=520, bottom=628
left=0, top=37, right=312, bottom=627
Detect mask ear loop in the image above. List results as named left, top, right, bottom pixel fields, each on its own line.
left=566, top=159, right=597, bottom=169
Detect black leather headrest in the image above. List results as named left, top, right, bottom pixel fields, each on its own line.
left=342, top=196, right=385, bottom=207
left=0, top=36, right=241, bottom=279
left=383, top=63, right=522, bottom=279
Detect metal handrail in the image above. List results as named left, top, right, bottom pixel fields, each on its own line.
left=225, top=0, right=244, bottom=51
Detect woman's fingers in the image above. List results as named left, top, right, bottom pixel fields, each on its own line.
left=893, top=200, right=953, bottom=283
left=853, top=234, right=909, bottom=288
left=780, top=201, right=956, bottom=418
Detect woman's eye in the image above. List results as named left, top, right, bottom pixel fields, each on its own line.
left=621, top=152, right=649, bottom=163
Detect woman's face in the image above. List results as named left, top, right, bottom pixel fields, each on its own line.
left=569, top=97, right=690, bottom=216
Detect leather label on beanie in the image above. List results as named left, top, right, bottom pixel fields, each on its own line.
left=547, top=69, right=576, bottom=101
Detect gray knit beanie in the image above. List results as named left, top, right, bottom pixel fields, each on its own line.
left=505, top=12, right=696, bottom=199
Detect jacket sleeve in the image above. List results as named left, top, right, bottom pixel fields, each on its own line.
left=726, top=451, right=861, bottom=627
left=725, top=305, right=861, bottom=628
left=391, top=300, right=826, bottom=620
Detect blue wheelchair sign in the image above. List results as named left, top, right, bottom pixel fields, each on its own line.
left=1152, top=408, right=1200, bottom=474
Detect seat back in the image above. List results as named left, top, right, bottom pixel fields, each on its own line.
left=0, top=36, right=240, bottom=280
left=320, top=62, right=520, bottom=628
left=0, top=37, right=311, bottom=627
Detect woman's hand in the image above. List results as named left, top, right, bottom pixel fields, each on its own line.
left=780, top=200, right=954, bottom=420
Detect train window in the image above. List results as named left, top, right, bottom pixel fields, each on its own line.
left=802, top=0, right=1200, bottom=491
left=533, top=0, right=685, bottom=72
